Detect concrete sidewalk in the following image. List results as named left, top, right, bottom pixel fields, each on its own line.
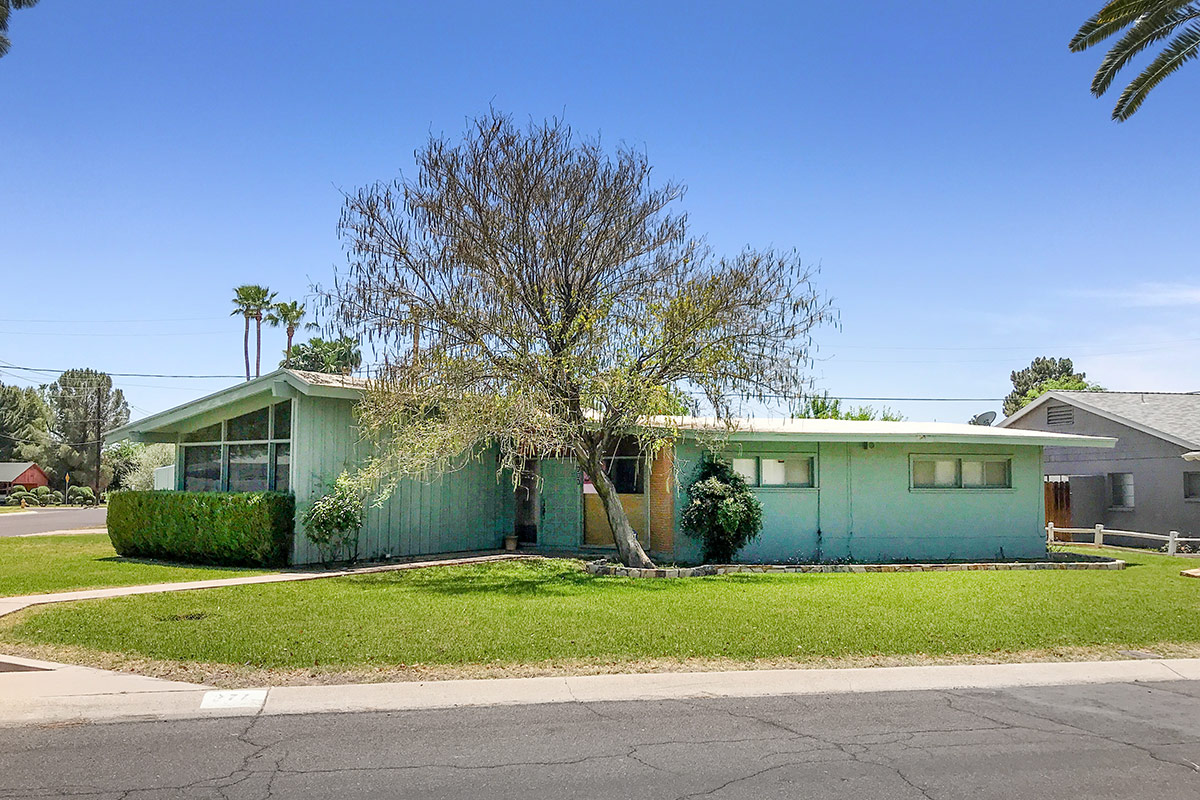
left=0, top=551, right=535, bottom=618
left=3, top=652, right=1199, bottom=728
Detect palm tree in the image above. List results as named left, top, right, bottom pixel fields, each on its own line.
left=230, top=285, right=276, bottom=381
left=1071, top=1, right=1200, bottom=121
left=0, top=0, right=41, bottom=59
left=265, top=300, right=309, bottom=364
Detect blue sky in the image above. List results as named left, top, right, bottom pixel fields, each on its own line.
left=2, top=1, right=1198, bottom=422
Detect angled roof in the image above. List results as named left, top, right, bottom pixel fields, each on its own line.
left=105, top=369, right=370, bottom=444
left=0, top=462, right=36, bottom=482
left=999, top=391, right=1200, bottom=449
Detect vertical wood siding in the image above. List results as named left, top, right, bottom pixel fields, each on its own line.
left=290, top=395, right=514, bottom=565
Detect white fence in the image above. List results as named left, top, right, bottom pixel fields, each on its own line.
left=1047, top=523, right=1200, bottom=556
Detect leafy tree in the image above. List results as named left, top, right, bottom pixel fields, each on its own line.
left=266, top=300, right=311, bottom=362
left=793, top=391, right=904, bottom=421
left=44, top=369, right=130, bottom=493
left=325, top=111, right=833, bottom=568
left=108, top=441, right=175, bottom=491
left=1019, top=375, right=1105, bottom=409
left=281, top=336, right=362, bottom=374
left=0, top=382, right=53, bottom=463
left=1003, top=357, right=1102, bottom=416
left=0, top=0, right=39, bottom=59
left=231, top=284, right=276, bottom=381
left=680, top=456, right=763, bottom=563
left=1070, top=1, right=1200, bottom=121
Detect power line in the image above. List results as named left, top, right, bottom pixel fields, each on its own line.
left=0, top=363, right=242, bottom=379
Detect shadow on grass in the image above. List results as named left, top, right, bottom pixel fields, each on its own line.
left=95, top=556, right=268, bottom=573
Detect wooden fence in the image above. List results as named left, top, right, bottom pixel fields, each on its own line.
left=1047, top=523, right=1200, bottom=557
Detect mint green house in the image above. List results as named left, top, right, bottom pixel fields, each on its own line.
left=106, top=370, right=1114, bottom=565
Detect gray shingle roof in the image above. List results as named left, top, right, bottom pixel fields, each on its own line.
left=0, top=462, right=35, bottom=483
left=1052, top=391, right=1200, bottom=448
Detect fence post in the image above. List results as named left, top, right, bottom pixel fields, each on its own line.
left=1169, top=530, right=1178, bottom=557
left=1094, top=524, right=1104, bottom=547
left=1047, top=522, right=1055, bottom=544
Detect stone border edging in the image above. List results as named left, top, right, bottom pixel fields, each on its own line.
left=586, top=554, right=1125, bottom=578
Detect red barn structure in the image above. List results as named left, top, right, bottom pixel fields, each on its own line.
left=0, top=462, right=50, bottom=497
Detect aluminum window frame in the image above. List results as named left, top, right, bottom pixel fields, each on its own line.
left=177, top=400, right=294, bottom=493
left=909, top=454, right=1014, bottom=492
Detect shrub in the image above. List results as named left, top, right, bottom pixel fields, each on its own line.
left=67, top=485, right=96, bottom=505
left=107, top=491, right=295, bottom=566
left=680, top=455, right=763, bottom=563
left=5, top=491, right=38, bottom=507
left=300, top=472, right=366, bottom=564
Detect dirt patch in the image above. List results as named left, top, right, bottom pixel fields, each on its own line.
left=4, top=640, right=1200, bottom=689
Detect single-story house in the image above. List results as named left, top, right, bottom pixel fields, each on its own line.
left=1000, top=390, right=1200, bottom=539
left=105, top=369, right=1115, bottom=565
left=0, top=462, right=49, bottom=497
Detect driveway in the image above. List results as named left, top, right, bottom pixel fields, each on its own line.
left=2, top=680, right=1199, bottom=798
left=0, top=507, right=106, bottom=537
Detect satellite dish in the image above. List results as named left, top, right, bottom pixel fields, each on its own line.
left=970, top=411, right=997, bottom=426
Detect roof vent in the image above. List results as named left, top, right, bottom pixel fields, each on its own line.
left=1047, top=404, right=1073, bottom=426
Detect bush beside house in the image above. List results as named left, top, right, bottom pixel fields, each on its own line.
left=107, top=491, right=294, bottom=566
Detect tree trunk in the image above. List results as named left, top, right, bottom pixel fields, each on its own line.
left=586, top=455, right=654, bottom=568
left=243, top=316, right=251, bottom=382
left=254, top=313, right=263, bottom=377
left=285, top=325, right=295, bottom=363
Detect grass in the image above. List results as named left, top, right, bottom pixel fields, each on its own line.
left=0, top=533, right=273, bottom=596
left=2, top=547, right=1198, bottom=682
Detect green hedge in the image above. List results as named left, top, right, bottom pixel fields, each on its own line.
left=107, top=491, right=295, bottom=566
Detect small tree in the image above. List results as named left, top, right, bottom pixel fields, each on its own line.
left=1004, top=357, right=1102, bottom=416
left=281, top=336, right=362, bottom=375
left=300, top=472, right=366, bottom=564
left=793, top=391, right=903, bottom=421
left=680, top=456, right=763, bottom=563
left=326, top=111, right=833, bottom=568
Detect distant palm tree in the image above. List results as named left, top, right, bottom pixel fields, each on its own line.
left=265, top=300, right=310, bottom=363
left=0, top=0, right=41, bottom=59
left=230, top=285, right=276, bottom=381
left=1071, top=1, right=1200, bottom=121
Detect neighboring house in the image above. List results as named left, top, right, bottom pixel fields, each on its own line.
left=1000, top=391, right=1200, bottom=540
left=0, top=462, right=49, bottom=497
left=105, top=369, right=1114, bottom=566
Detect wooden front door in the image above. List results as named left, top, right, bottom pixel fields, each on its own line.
left=1045, top=479, right=1071, bottom=532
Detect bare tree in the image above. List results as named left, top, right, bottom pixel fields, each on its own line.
left=326, top=111, right=833, bottom=568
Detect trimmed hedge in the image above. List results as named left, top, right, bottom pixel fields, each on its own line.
left=107, top=491, right=294, bottom=567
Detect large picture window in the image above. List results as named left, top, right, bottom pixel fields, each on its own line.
left=178, top=401, right=293, bottom=493
left=911, top=456, right=1011, bottom=490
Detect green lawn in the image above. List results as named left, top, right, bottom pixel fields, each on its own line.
left=3, top=548, right=1198, bottom=673
left=0, top=533, right=273, bottom=596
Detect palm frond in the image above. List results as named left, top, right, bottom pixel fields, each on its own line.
left=1112, top=21, right=1200, bottom=118
left=0, top=36, right=8, bottom=59
left=1071, top=0, right=1190, bottom=51
left=0, top=4, right=11, bottom=34
left=1091, top=6, right=1200, bottom=94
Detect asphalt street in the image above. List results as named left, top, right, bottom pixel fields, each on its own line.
left=0, top=507, right=106, bottom=537
left=3, top=679, right=1199, bottom=799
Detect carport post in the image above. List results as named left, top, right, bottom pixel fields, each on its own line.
left=1169, top=530, right=1178, bottom=557
left=1046, top=523, right=1055, bottom=544
left=1094, top=524, right=1104, bottom=547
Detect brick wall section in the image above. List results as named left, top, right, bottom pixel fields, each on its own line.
left=649, top=445, right=675, bottom=554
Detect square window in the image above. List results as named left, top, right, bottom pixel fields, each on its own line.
left=786, top=457, right=815, bottom=487
left=183, top=445, right=221, bottom=492
left=1109, top=473, right=1134, bottom=508
left=606, top=458, right=644, bottom=494
left=731, top=458, right=758, bottom=486
left=913, top=458, right=958, bottom=488
left=228, top=444, right=269, bottom=492
left=1185, top=472, right=1200, bottom=500
left=760, top=458, right=787, bottom=486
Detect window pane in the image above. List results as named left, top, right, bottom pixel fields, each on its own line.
left=607, top=457, right=644, bottom=494
left=228, top=444, right=269, bottom=492
left=914, top=458, right=958, bottom=488
left=1110, top=473, right=1134, bottom=507
left=731, top=458, right=757, bottom=486
left=1185, top=472, right=1200, bottom=500
left=183, top=445, right=221, bottom=491
left=962, top=460, right=985, bottom=488
left=273, top=443, right=290, bottom=493
left=761, top=458, right=787, bottom=486
left=273, top=402, right=291, bottom=440
left=227, top=407, right=270, bottom=441
left=983, top=460, right=1009, bottom=487
left=786, top=457, right=813, bottom=487
left=183, top=423, right=222, bottom=443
